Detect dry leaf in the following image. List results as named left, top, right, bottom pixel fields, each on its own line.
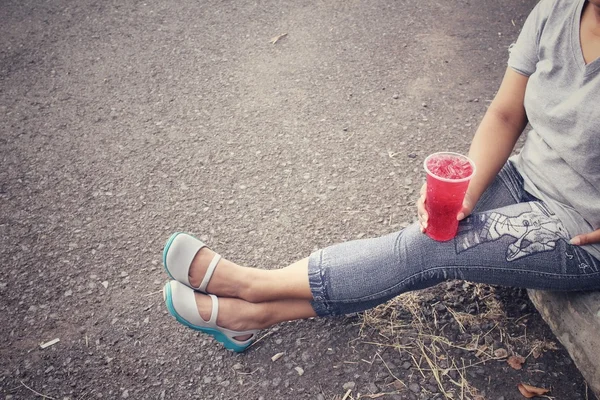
left=392, top=380, right=405, bottom=390
left=508, top=355, right=526, bottom=370
left=518, top=383, right=550, bottom=398
left=494, top=348, right=508, bottom=358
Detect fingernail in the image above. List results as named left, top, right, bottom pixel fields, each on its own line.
left=570, top=237, right=581, bottom=246
left=457, top=212, right=464, bottom=221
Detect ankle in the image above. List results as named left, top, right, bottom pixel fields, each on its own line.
left=236, top=267, right=261, bottom=302
left=218, top=297, right=266, bottom=331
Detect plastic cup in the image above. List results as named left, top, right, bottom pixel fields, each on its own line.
left=423, top=152, right=476, bottom=241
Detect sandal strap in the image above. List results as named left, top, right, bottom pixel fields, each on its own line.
left=208, top=294, right=218, bottom=325
left=198, top=254, right=221, bottom=292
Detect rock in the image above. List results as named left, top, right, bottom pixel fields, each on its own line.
left=101, top=281, right=109, bottom=289
left=409, top=382, right=420, bottom=393
left=367, top=382, right=379, bottom=393
left=393, top=94, right=399, bottom=99
left=122, top=390, right=129, bottom=398
left=301, top=351, right=310, bottom=362
left=493, top=348, right=508, bottom=358
left=294, top=367, right=304, bottom=376
left=64, top=289, right=72, bottom=297
left=528, top=290, right=600, bottom=398
left=342, top=381, right=356, bottom=391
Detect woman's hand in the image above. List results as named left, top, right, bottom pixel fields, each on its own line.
left=417, top=184, right=428, bottom=232
left=570, top=229, right=600, bottom=246
left=417, top=183, right=477, bottom=233
left=456, top=191, right=477, bottom=222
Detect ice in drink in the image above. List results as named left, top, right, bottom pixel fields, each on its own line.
left=424, top=152, right=475, bottom=241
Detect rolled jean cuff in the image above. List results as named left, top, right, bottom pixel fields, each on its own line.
left=308, top=249, right=336, bottom=317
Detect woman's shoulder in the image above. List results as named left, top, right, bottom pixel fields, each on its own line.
left=536, top=0, right=580, bottom=17
left=526, top=0, right=580, bottom=35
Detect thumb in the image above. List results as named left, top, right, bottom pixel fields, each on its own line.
left=457, top=195, right=475, bottom=221
left=570, top=229, right=600, bottom=246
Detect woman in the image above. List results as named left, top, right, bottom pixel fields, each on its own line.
left=162, top=0, right=600, bottom=352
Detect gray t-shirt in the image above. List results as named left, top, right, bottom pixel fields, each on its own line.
left=508, top=0, right=600, bottom=260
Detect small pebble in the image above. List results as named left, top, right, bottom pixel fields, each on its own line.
left=409, top=382, right=420, bottom=393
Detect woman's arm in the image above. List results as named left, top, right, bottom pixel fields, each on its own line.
left=418, top=67, right=529, bottom=230
left=459, top=68, right=530, bottom=219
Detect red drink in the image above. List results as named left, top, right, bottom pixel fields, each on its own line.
left=424, top=152, right=475, bottom=241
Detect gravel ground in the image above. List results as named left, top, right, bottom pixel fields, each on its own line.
left=1, top=0, right=597, bottom=399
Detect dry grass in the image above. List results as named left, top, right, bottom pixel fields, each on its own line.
left=355, top=281, right=552, bottom=400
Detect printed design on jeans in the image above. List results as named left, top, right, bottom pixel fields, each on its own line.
left=455, top=202, right=569, bottom=261
left=565, top=248, right=600, bottom=275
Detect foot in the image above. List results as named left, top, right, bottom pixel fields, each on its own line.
left=195, top=291, right=260, bottom=341
left=188, top=247, right=245, bottom=298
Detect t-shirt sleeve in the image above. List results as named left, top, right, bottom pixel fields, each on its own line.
left=508, top=0, right=555, bottom=77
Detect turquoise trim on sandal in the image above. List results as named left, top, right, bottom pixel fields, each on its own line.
left=162, top=232, right=182, bottom=281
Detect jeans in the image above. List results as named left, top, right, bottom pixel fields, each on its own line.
left=307, top=162, right=600, bottom=316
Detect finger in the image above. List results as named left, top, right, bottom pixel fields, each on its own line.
left=457, top=196, right=474, bottom=221
left=420, top=184, right=427, bottom=196
left=570, top=229, right=600, bottom=246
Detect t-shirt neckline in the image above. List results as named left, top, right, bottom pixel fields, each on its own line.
left=571, top=0, right=600, bottom=75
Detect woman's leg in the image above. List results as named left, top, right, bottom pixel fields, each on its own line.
left=206, top=199, right=600, bottom=335
left=188, top=254, right=313, bottom=302
left=194, top=294, right=317, bottom=333
left=308, top=203, right=600, bottom=316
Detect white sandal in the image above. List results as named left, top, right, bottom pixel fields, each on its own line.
left=162, top=232, right=221, bottom=293
left=163, top=281, right=258, bottom=352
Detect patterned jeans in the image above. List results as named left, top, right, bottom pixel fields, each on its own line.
left=308, top=162, right=600, bottom=316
